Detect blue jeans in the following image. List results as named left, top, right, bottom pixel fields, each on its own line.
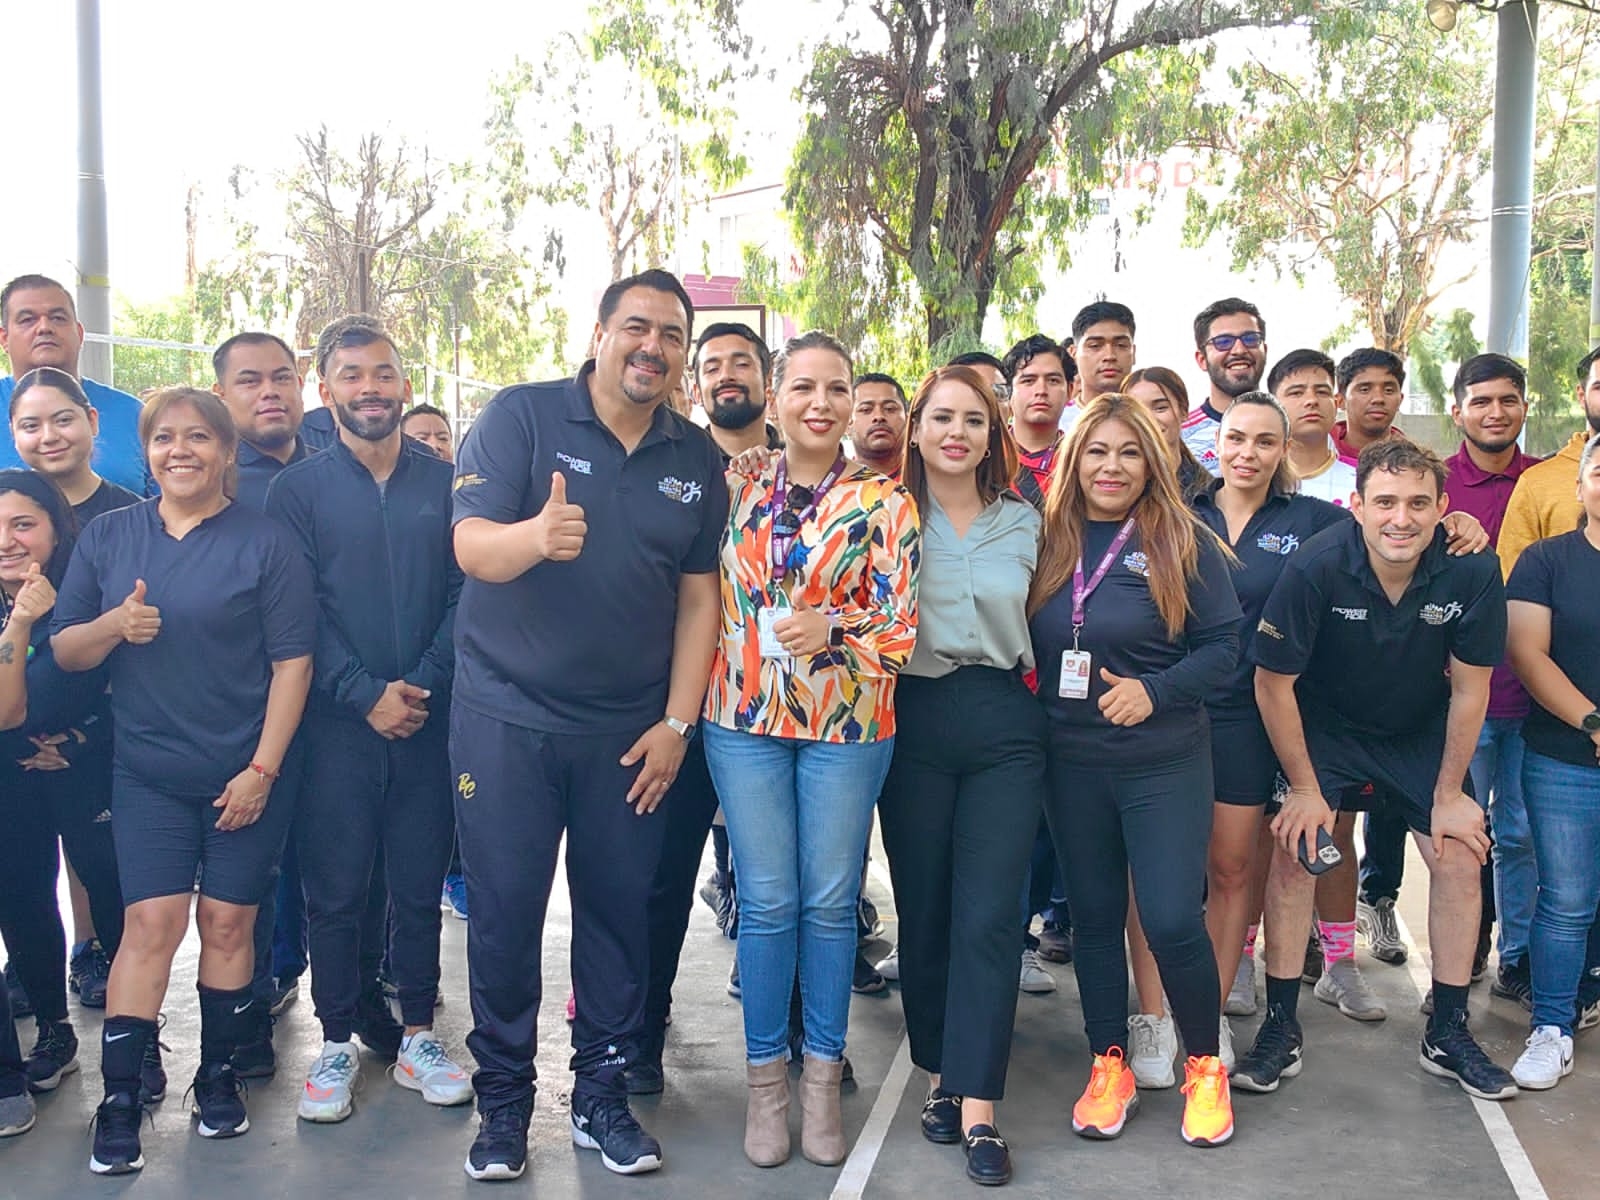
left=1524, top=748, right=1600, bottom=1033
left=1471, top=717, right=1533, bottom=964
left=702, top=722, right=893, bottom=1064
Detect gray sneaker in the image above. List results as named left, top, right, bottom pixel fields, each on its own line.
left=1356, top=898, right=1408, bottom=965
left=0, top=1090, right=36, bottom=1138
left=1314, top=957, right=1387, bottom=1021
left=1224, top=955, right=1258, bottom=1017
left=1018, top=949, right=1056, bottom=994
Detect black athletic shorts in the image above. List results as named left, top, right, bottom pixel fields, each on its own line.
left=112, top=768, right=294, bottom=906
left=1292, top=719, right=1473, bottom=837
left=1209, top=712, right=1278, bottom=806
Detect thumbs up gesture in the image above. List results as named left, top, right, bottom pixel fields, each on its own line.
left=8, top=561, right=57, bottom=627
left=1096, top=666, right=1153, bottom=727
left=533, top=471, right=587, bottom=563
left=119, top=578, right=162, bottom=645
left=772, top=595, right=833, bottom=657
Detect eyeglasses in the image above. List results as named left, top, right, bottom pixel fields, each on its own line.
left=1206, top=331, right=1264, bottom=352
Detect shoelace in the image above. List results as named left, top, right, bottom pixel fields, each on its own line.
left=482, top=1101, right=532, bottom=1137
left=186, top=1067, right=247, bottom=1110
left=312, top=1051, right=356, bottom=1086
left=407, top=1038, right=452, bottom=1072
left=1181, top=1059, right=1223, bottom=1107
left=89, top=1095, right=153, bottom=1141
left=1086, top=1050, right=1126, bottom=1098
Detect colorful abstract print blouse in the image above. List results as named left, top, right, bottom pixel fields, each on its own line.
left=704, top=462, right=920, bottom=743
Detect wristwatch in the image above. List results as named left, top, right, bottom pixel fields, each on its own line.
left=1581, top=710, right=1600, bottom=734
left=827, top=613, right=845, bottom=649
left=664, top=716, right=695, bottom=740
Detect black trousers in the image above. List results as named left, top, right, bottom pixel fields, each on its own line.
left=1047, top=743, right=1219, bottom=1058
left=452, top=709, right=667, bottom=1107
left=879, top=668, right=1046, bottom=1099
left=643, top=734, right=719, bottom=1040
left=44, top=745, right=124, bottom=958
left=250, top=736, right=305, bottom=1005
left=300, top=717, right=453, bottom=1039
left=0, top=772, right=68, bottom=1024
left=0, top=968, right=22, bottom=1097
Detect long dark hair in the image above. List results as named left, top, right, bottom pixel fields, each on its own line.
left=901, top=365, right=1019, bottom=514
left=0, top=468, right=79, bottom=589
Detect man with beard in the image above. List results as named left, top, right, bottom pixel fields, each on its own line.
left=1068, top=300, right=1137, bottom=407
left=850, top=372, right=908, bottom=477
left=1183, top=298, right=1268, bottom=475
left=1499, top=347, right=1600, bottom=572
left=265, top=315, right=470, bottom=1124
left=449, top=270, right=727, bottom=1181
left=1003, top=334, right=1075, bottom=509
left=1332, top=349, right=1407, bottom=460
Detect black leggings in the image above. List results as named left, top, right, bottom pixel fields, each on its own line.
left=1046, top=743, right=1219, bottom=1058
left=0, top=772, right=69, bottom=1024
left=44, top=746, right=124, bottom=957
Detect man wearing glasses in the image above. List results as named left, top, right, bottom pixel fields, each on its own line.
left=850, top=373, right=909, bottom=479
left=1183, top=297, right=1269, bottom=475
left=947, top=351, right=1012, bottom=421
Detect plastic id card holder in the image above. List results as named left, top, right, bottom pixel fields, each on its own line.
left=1058, top=650, right=1091, bottom=699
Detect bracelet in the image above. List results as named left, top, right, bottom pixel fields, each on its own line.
left=248, top=761, right=280, bottom=781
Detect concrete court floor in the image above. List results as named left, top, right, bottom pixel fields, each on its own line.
left=2, top=836, right=1594, bottom=1200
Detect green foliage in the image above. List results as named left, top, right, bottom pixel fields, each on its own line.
left=785, top=0, right=1311, bottom=354
left=1409, top=308, right=1479, bottom=414
left=110, top=293, right=209, bottom=396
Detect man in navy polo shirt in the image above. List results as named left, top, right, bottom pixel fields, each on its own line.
left=450, top=268, right=728, bottom=1182
left=1236, top=439, right=1517, bottom=1102
left=0, top=274, right=149, bottom=495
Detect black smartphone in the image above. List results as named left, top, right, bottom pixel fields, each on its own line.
left=1298, top=826, right=1342, bottom=876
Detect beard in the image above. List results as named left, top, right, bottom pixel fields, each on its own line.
left=1466, top=430, right=1519, bottom=455
left=1208, top=356, right=1264, bottom=398
left=706, top=384, right=765, bottom=430
left=622, top=352, right=671, bottom=406
left=335, top=398, right=401, bottom=442
left=1588, top=408, right=1600, bottom=436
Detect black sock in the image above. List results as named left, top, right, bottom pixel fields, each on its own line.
left=1429, top=980, right=1470, bottom=1034
left=197, top=983, right=255, bottom=1067
left=1265, top=974, right=1301, bottom=1022
left=101, top=1015, right=157, bottom=1096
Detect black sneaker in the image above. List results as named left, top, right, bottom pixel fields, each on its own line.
left=1037, top=920, right=1073, bottom=964
left=353, top=983, right=404, bottom=1061
left=1300, top=932, right=1323, bottom=984
left=852, top=949, right=888, bottom=996
left=3, top=962, right=33, bottom=1019
left=1490, top=960, right=1534, bottom=1012
left=267, top=975, right=300, bottom=1018
left=623, top=1033, right=665, bottom=1096
left=570, top=1096, right=663, bottom=1175
left=963, top=1123, right=1012, bottom=1187
left=1229, top=1003, right=1303, bottom=1093
left=920, top=1087, right=963, bottom=1144
left=188, top=1062, right=249, bottom=1138
left=464, top=1097, right=532, bottom=1181
left=24, top=1021, right=79, bottom=1092
left=231, top=1010, right=276, bottom=1080
left=140, top=1020, right=169, bottom=1105
left=89, top=1093, right=146, bottom=1175
left=69, top=940, right=111, bottom=1009
left=1420, top=1009, right=1518, bottom=1100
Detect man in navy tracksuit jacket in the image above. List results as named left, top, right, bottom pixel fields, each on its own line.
left=266, top=317, right=468, bottom=1120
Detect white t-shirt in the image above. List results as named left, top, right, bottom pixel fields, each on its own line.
left=1294, top=445, right=1357, bottom=507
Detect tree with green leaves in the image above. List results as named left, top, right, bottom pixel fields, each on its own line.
left=760, top=0, right=1311, bottom=358
left=485, top=0, right=747, bottom=283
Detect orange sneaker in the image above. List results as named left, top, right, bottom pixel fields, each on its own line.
left=1180, top=1055, right=1234, bottom=1147
left=1072, top=1047, right=1139, bottom=1139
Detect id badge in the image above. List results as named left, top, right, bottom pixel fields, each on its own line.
left=758, top=604, right=793, bottom=659
left=1058, top=650, right=1092, bottom=699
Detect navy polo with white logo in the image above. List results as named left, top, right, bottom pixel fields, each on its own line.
left=1252, top=520, right=1505, bottom=740
left=450, top=362, right=730, bottom=735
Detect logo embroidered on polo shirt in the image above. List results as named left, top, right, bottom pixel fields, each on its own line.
left=657, top=476, right=703, bottom=504
left=456, top=773, right=477, bottom=800
left=1122, top=551, right=1150, bottom=577
left=1257, top=532, right=1300, bottom=555
left=1257, top=619, right=1284, bottom=640
left=1419, top=601, right=1463, bottom=626
left=1332, top=606, right=1368, bottom=621
left=557, top=453, right=593, bottom=475
left=453, top=473, right=486, bottom=491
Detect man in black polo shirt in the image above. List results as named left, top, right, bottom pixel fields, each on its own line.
left=1235, top=440, right=1517, bottom=1101
left=450, top=268, right=728, bottom=1182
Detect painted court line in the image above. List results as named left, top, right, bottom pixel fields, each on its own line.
left=1392, top=909, right=1551, bottom=1200
left=830, top=1033, right=915, bottom=1200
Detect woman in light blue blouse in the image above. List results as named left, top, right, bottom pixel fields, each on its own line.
left=876, top=365, right=1043, bottom=1187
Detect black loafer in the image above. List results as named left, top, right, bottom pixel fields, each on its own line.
left=963, top=1123, right=1012, bottom=1186
left=920, top=1088, right=962, bottom=1144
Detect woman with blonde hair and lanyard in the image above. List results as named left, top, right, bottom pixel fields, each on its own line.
left=702, top=330, right=919, bottom=1170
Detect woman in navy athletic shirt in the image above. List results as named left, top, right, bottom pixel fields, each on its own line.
left=0, top=470, right=120, bottom=1107
left=9, top=367, right=141, bottom=523
left=52, top=387, right=314, bottom=1175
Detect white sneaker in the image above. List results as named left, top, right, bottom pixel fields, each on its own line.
left=1511, top=1026, right=1574, bottom=1090
left=876, top=946, right=900, bottom=982
left=1224, top=955, right=1258, bottom=1017
left=1127, top=1013, right=1177, bottom=1089
left=394, top=1031, right=473, bottom=1106
left=1219, top=1016, right=1236, bottom=1072
left=1019, top=949, right=1056, bottom=994
left=299, top=1041, right=360, bottom=1122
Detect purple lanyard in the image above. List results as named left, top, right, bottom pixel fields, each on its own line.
left=770, top=453, right=846, bottom=585
left=1071, top=519, right=1136, bottom=640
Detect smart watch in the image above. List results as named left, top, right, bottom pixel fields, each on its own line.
left=827, top=615, right=846, bottom=649
left=664, top=715, right=695, bottom=740
left=1581, top=710, right=1600, bottom=734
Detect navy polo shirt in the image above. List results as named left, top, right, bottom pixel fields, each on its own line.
left=1028, top=519, right=1242, bottom=765
left=300, top=406, right=339, bottom=452
left=0, top=376, right=150, bottom=496
left=1505, top=531, right=1600, bottom=768
left=236, top=437, right=311, bottom=513
left=451, top=364, right=730, bottom=735
left=1252, top=521, right=1505, bottom=739
left=1192, top=486, right=1348, bottom=718
left=52, top=499, right=317, bottom=797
